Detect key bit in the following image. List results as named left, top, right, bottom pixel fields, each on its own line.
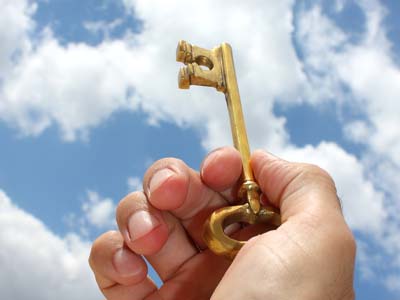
left=176, top=40, right=225, bottom=92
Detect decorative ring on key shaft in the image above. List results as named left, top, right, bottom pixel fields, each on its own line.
left=176, top=40, right=281, bottom=259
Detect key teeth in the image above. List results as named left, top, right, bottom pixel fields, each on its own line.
left=176, top=40, right=192, bottom=64
left=176, top=40, right=226, bottom=91
left=178, top=66, right=190, bottom=89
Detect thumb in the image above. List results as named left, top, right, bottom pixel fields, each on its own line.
left=251, top=150, right=342, bottom=222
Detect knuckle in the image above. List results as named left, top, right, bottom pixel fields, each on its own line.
left=151, top=157, right=185, bottom=170
left=328, top=224, right=357, bottom=259
left=115, top=198, right=125, bottom=218
left=89, top=231, right=120, bottom=270
left=116, top=192, right=134, bottom=214
left=302, top=163, right=330, bottom=178
left=116, top=192, right=146, bottom=216
left=143, top=157, right=187, bottom=186
left=296, top=163, right=336, bottom=189
left=343, top=229, right=357, bottom=256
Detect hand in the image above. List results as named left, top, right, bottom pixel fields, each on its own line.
left=89, top=147, right=356, bottom=300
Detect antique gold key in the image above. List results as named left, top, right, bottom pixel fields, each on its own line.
left=176, top=40, right=280, bottom=259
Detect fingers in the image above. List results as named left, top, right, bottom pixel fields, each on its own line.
left=251, top=150, right=342, bottom=221
left=116, top=192, right=198, bottom=281
left=89, top=230, right=158, bottom=300
left=250, top=150, right=355, bottom=259
left=141, top=147, right=242, bottom=247
left=116, top=191, right=169, bottom=255
left=213, top=152, right=356, bottom=300
left=200, top=147, right=242, bottom=194
left=249, top=151, right=356, bottom=297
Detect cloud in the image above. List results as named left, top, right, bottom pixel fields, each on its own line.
left=296, top=1, right=400, bottom=166
left=121, top=0, right=304, bottom=152
left=295, top=0, right=400, bottom=283
left=1, top=0, right=303, bottom=150
left=0, top=189, right=102, bottom=300
left=334, top=0, right=346, bottom=12
left=0, top=35, right=139, bottom=140
left=384, top=275, right=400, bottom=292
left=0, top=0, right=36, bottom=79
left=337, top=46, right=400, bottom=165
left=83, top=18, right=124, bottom=39
left=65, top=190, right=117, bottom=236
left=343, top=120, right=371, bottom=143
left=127, top=176, right=142, bottom=192
left=82, top=190, right=116, bottom=229
left=282, top=142, right=386, bottom=233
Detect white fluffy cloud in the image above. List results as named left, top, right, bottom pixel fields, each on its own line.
left=385, top=275, right=400, bottom=292
left=0, top=0, right=35, bottom=78
left=282, top=142, right=386, bottom=233
left=65, top=190, right=117, bottom=236
left=0, top=189, right=102, bottom=300
left=82, top=190, right=116, bottom=229
left=0, top=36, right=139, bottom=140
left=295, top=0, right=400, bottom=285
left=127, top=176, right=142, bottom=192
left=0, top=0, right=303, bottom=150
left=297, top=0, right=400, bottom=167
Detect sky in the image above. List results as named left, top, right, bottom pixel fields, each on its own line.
left=0, top=0, right=399, bottom=299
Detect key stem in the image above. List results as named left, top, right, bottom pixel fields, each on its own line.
left=220, top=43, right=260, bottom=214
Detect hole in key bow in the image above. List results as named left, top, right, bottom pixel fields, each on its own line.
left=195, top=55, right=214, bottom=70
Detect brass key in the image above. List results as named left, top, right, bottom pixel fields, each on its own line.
left=176, top=40, right=280, bottom=259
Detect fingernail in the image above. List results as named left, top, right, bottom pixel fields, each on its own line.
left=224, top=223, right=241, bottom=236
left=113, top=248, right=143, bottom=277
left=201, top=148, right=222, bottom=173
left=128, top=210, right=160, bottom=241
left=149, top=169, right=175, bottom=194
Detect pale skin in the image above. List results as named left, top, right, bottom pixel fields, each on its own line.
left=89, top=147, right=356, bottom=300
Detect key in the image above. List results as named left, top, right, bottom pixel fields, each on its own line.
left=176, top=40, right=280, bottom=259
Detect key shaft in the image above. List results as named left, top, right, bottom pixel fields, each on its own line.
left=177, top=40, right=260, bottom=214
left=220, top=43, right=260, bottom=214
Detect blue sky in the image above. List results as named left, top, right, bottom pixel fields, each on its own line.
left=0, top=0, right=399, bottom=299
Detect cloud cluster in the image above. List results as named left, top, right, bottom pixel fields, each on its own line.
left=282, top=142, right=386, bottom=233
left=0, top=35, right=139, bottom=140
left=297, top=0, right=400, bottom=167
left=0, top=0, right=35, bottom=78
left=295, top=0, right=400, bottom=288
left=0, top=0, right=399, bottom=294
left=127, top=176, right=142, bottom=193
left=0, top=190, right=102, bottom=300
left=1, top=0, right=303, bottom=149
left=64, top=190, right=117, bottom=238
left=82, top=190, right=116, bottom=229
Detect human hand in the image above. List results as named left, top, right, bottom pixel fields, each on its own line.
left=89, top=147, right=356, bottom=300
